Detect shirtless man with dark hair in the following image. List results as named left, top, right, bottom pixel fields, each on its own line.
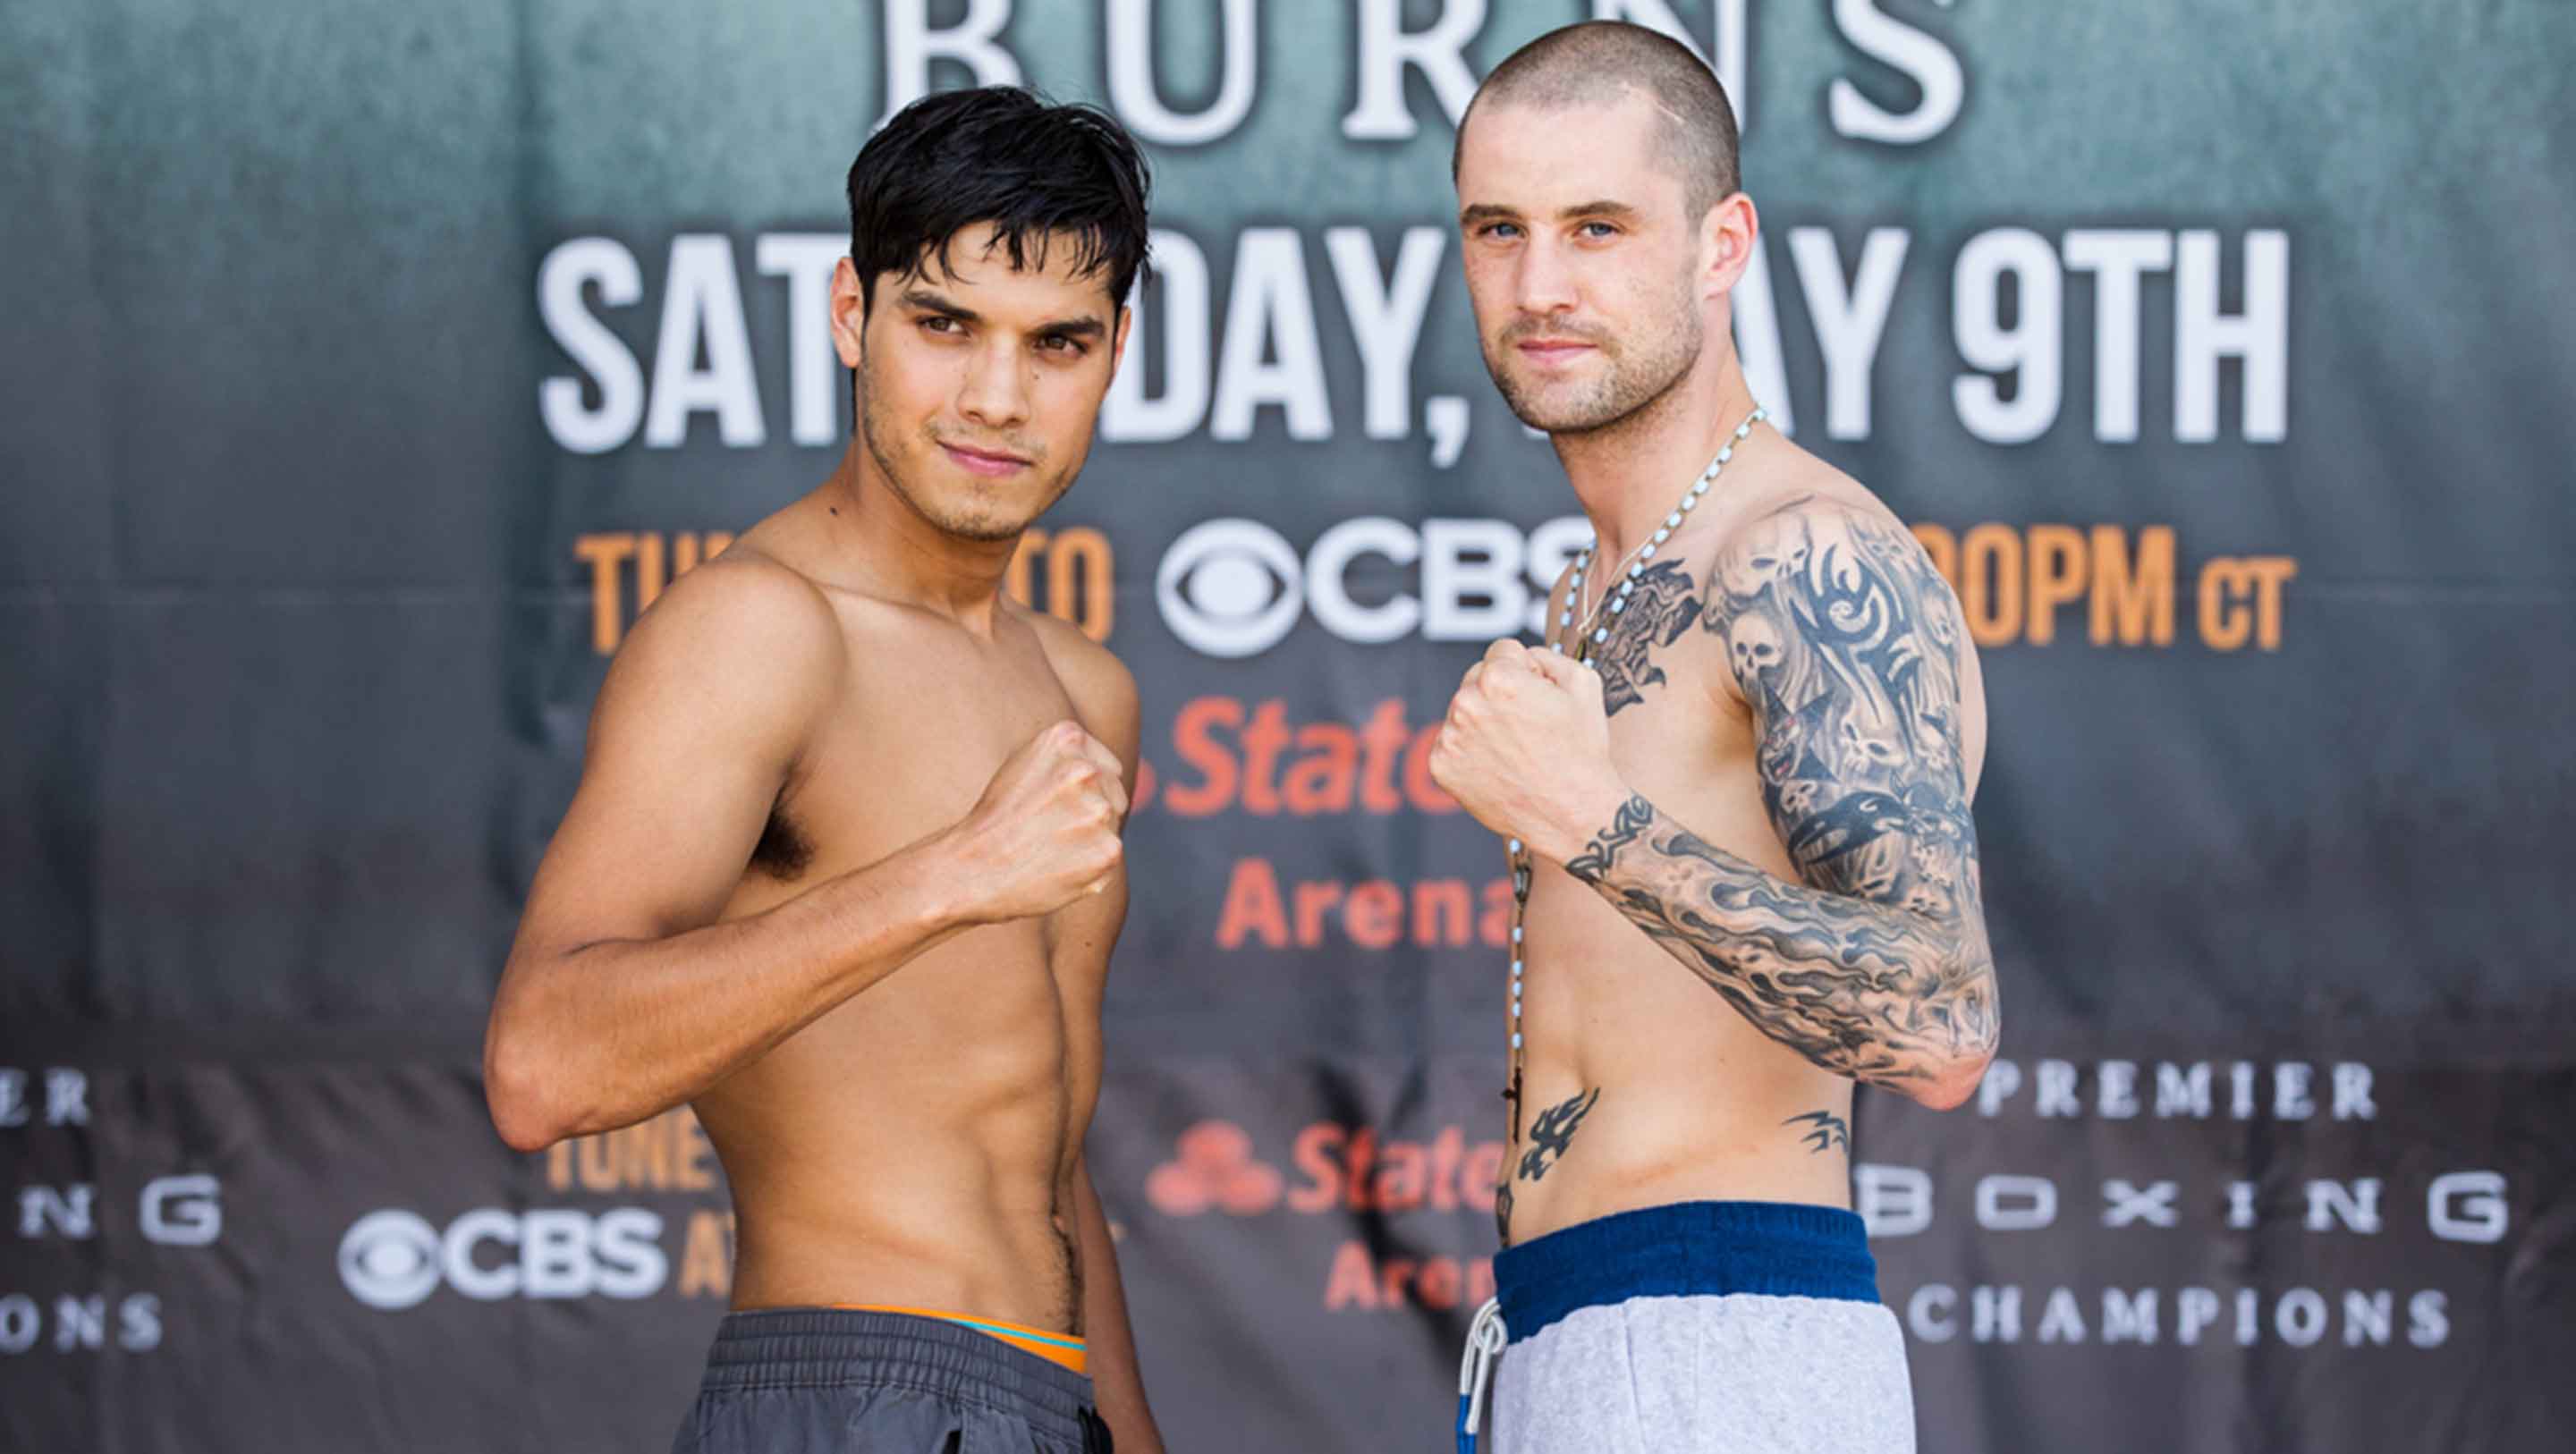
left=1435, top=22, right=2000, bottom=1454
left=484, top=88, right=1163, bottom=1454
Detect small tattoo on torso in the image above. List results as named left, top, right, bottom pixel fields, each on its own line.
left=1587, top=561, right=1702, bottom=717
left=1515, top=1087, right=1602, bottom=1182
left=1784, top=1109, right=1850, bottom=1154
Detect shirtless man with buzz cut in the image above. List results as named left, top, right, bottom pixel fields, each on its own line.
left=1432, top=22, right=2002, bottom=1454
left=483, top=87, right=1163, bottom=1454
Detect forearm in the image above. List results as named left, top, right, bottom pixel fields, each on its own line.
left=1072, top=1161, right=1162, bottom=1452
left=1560, top=793, right=1998, bottom=1104
left=485, top=838, right=970, bottom=1148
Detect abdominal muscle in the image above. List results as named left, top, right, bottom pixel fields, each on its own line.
left=691, top=918, right=1086, bottom=1333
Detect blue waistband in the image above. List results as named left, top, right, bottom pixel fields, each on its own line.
left=1494, top=1200, right=1880, bottom=1344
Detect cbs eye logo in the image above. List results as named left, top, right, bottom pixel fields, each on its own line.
left=337, top=1206, right=667, bottom=1310
left=1157, top=520, right=1304, bottom=658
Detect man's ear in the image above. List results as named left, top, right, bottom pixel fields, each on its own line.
left=1108, top=304, right=1134, bottom=376
left=830, top=256, right=867, bottom=368
left=1702, top=192, right=1760, bottom=301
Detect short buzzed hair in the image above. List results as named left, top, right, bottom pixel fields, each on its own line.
left=1455, top=21, right=1741, bottom=220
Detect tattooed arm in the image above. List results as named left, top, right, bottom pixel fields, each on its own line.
left=1563, top=502, right=1996, bottom=1109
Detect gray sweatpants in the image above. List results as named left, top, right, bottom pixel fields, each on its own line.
left=1491, top=1292, right=1915, bottom=1453
left=670, top=1307, right=1110, bottom=1454
left=1464, top=1201, right=1915, bottom=1454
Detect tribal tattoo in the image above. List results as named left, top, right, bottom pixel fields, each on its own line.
left=1515, top=1086, right=1600, bottom=1183
left=1590, top=560, right=1701, bottom=715
left=1784, top=1110, right=1850, bottom=1154
left=1563, top=501, right=1998, bottom=1100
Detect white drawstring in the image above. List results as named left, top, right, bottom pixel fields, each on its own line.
left=1456, top=1296, right=1508, bottom=1450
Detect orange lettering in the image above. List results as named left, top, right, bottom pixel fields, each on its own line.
left=1163, top=697, right=1241, bottom=816
left=1282, top=723, right=1359, bottom=814
left=574, top=533, right=638, bottom=654
left=2091, top=526, right=2176, bottom=646
left=1241, top=703, right=1291, bottom=815
left=2025, top=525, right=2085, bottom=645
left=1323, top=1239, right=1379, bottom=1310
left=1372, top=1141, right=1427, bottom=1212
left=1288, top=1125, right=1344, bottom=1214
left=1216, top=857, right=1289, bottom=949
left=1356, top=701, right=1410, bottom=814
left=1293, top=879, right=1344, bottom=946
left=1411, top=880, right=1473, bottom=948
left=1345, top=881, right=1402, bottom=949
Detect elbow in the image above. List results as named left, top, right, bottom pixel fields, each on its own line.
left=482, top=1009, right=577, bottom=1154
left=1903, top=966, right=2001, bottom=1112
left=1906, top=1044, right=1996, bottom=1112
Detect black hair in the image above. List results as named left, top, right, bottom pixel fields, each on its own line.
left=846, top=87, right=1153, bottom=314
left=1456, top=21, right=1741, bottom=219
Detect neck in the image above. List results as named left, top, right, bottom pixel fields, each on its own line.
left=814, top=435, right=1021, bottom=631
left=1552, top=343, right=1761, bottom=567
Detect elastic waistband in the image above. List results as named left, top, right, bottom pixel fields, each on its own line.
left=838, top=1304, right=1087, bottom=1375
left=697, top=1307, right=1094, bottom=1439
left=1495, top=1200, right=1880, bottom=1344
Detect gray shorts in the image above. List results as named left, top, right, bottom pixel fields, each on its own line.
left=1465, top=1201, right=1915, bottom=1454
left=671, top=1307, right=1110, bottom=1454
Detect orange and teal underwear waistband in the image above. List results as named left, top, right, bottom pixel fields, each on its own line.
left=836, top=1304, right=1088, bottom=1375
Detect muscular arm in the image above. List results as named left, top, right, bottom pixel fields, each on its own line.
left=482, top=561, right=977, bottom=1150
left=1560, top=503, right=1998, bottom=1108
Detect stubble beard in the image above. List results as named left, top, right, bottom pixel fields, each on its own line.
left=1484, top=282, right=1706, bottom=439
left=859, top=364, right=1070, bottom=544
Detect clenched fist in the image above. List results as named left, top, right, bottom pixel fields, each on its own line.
left=940, top=719, right=1130, bottom=923
left=1427, top=640, right=1631, bottom=864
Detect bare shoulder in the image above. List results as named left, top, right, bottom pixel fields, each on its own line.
left=1021, top=608, right=1141, bottom=761
left=589, top=546, right=849, bottom=758
left=1699, top=453, right=1988, bottom=792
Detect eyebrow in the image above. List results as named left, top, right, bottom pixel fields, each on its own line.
left=898, top=287, right=1108, bottom=339
left=1459, top=199, right=1642, bottom=227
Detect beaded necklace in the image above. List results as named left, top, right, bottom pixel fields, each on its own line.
left=1501, top=406, right=1766, bottom=1143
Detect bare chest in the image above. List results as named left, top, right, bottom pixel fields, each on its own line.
left=750, top=613, right=1085, bottom=892
left=1558, top=559, right=1784, bottom=879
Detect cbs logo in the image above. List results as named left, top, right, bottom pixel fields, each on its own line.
left=337, top=1207, right=666, bottom=1311
left=1156, top=516, right=1592, bottom=658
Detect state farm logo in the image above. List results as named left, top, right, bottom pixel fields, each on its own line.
left=1144, top=1120, right=1504, bottom=1217
left=1156, top=516, right=1589, bottom=658
left=337, top=1206, right=666, bottom=1310
left=1147, top=1121, right=1282, bottom=1216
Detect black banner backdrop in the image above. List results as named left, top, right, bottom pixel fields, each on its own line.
left=5, top=2, right=2573, bottom=1450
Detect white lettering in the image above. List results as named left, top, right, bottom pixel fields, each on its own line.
left=644, top=236, right=764, bottom=449
left=1789, top=226, right=1909, bottom=440
left=537, top=238, right=646, bottom=455
left=1107, top=0, right=1258, bottom=146
left=2175, top=229, right=2289, bottom=443
left=1211, top=229, right=1333, bottom=441
left=1953, top=228, right=2063, bottom=444
left=754, top=233, right=846, bottom=447
left=1324, top=227, right=1445, bottom=439
left=1106, top=229, right=1213, bottom=443
left=879, top=0, right=1021, bottom=123
left=1826, top=0, right=1963, bottom=145
left=1343, top=0, right=1484, bottom=139
left=2063, top=230, right=2173, bottom=443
